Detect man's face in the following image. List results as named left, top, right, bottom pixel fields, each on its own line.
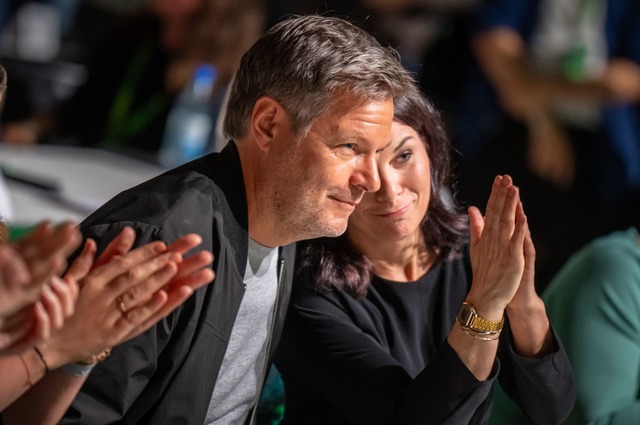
left=266, top=94, right=394, bottom=243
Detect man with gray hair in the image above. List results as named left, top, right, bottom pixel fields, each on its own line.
left=46, top=14, right=416, bottom=424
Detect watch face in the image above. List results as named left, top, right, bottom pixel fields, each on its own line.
left=458, top=305, right=473, bottom=325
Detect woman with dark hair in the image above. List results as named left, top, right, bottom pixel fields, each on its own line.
left=274, top=90, right=575, bottom=424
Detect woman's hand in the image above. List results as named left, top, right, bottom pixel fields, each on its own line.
left=505, top=200, right=538, bottom=311
left=37, top=227, right=214, bottom=369
left=0, top=223, right=81, bottom=354
left=505, top=201, right=554, bottom=357
left=0, top=222, right=80, bottom=317
left=466, top=175, right=528, bottom=321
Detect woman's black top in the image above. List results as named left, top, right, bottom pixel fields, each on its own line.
left=274, top=248, right=575, bottom=425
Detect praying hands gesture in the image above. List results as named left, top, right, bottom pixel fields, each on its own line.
left=448, top=175, right=552, bottom=382
left=470, top=175, right=553, bottom=358
left=466, top=174, right=527, bottom=322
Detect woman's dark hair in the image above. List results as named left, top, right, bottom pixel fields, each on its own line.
left=298, top=89, right=469, bottom=298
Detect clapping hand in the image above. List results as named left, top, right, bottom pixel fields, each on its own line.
left=0, top=222, right=81, bottom=354
left=37, top=227, right=215, bottom=369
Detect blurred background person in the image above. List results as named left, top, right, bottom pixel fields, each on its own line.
left=453, top=0, right=640, bottom=288
left=1, top=0, right=266, bottom=163
left=268, top=0, right=480, bottom=130
left=490, top=226, right=640, bottom=424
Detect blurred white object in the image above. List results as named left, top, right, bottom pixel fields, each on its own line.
left=0, top=169, right=13, bottom=222
left=15, top=2, right=61, bottom=62
left=159, top=64, right=217, bottom=168
left=0, top=144, right=164, bottom=225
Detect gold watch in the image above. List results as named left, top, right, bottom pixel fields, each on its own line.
left=456, top=301, right=504, bottom=333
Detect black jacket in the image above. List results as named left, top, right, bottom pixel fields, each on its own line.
left=61, top=143, right=295, bottom=424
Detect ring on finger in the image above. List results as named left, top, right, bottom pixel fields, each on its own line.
left=116, top=296, right=127, bottom=314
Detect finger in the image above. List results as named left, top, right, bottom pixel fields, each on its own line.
left=50, top=222, right=83, bottom=260
left=17, top=222, right=81, bottom=285
left=516, top=199, right=525, bottom=218
left=0, top=245, right=31, bottom=288
left=173, top=251, right=213, bottom=281
left=0, top=305, right=33, bottom=329
left=136, top=286, right=193, bottom=334
left=50, top=276, right=78, bottom=318
left=498, top=184, right=519, bottom=240
left=0, top=310, right=35, bottom=352
left=21, top=302, right=49, bottom=347
left=13, top=224, right=55, bottom=277
left=484, top=175, right=508, bottom=232
left=90, top=241, right=168, bottom=288
left=13, top=222, right=53, bottom=253
left=0, top=302, right=53, bottom=354
left=115, top=291, right=169, bottom=342
left=468, top=206, right=485, bottom=247
left=93, top=227, right=137, bottom=269
left=64, top=239, right=97, bottom=284
left=33, top=302, right=51, bottom=339
left=168, top=268, right=215, bottom=292
left=115, top=257, right=179, bottom=310
left=490, top=175, right=514, bottom=234
left=25, top=222, right=80, bottom=269
left=510, top=211, right=527, bottom=258
left=522, top=217, right=536, bottom=267
left=484, top=175, right=502, bottom=218
left=166, top=234, right=203, bottom=255
left=39, top=284, right=65, bottom=329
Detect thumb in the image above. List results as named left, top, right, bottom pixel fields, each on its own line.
left=468, top=206, right=485, bottom=247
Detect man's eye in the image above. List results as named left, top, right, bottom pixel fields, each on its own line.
left=342, top=143, right=356, bottom=151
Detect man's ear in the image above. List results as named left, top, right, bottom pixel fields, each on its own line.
left=250, top=96, right=289, bottom=152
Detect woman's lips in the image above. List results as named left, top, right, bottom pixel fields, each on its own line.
left=376, top=203, right=410, bottom=218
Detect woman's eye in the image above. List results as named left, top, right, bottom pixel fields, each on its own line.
left=396, top=151, right=412, bottom=163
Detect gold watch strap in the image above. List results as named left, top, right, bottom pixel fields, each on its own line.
left=459, top=301, right=504, bottom=333
left=469, top=312, right=504, bottom=333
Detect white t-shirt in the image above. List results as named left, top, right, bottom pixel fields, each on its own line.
left=204, top=238, right=279, bottom=425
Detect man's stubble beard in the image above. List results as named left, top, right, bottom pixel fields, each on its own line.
left=267, top=149, right=348, bottom=243
left=270, top=176, right=348, bottom=243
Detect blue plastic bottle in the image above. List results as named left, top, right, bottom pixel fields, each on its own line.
left=158, top=64, right=217, bottom=168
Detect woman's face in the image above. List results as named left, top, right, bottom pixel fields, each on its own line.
left=347, top=120, right=431, bottom=245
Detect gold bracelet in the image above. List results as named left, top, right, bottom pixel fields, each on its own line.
left=459, top=323, right=501, bottom=341
left=77, top=348, right=112, bottom=365
left=457, top=301, right=504, bottom=333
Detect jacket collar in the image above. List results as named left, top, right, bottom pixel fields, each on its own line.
left=184, top=141, right=249, bottom=273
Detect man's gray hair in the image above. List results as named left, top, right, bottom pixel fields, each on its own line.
left=223, top=15, right=416, bottom=140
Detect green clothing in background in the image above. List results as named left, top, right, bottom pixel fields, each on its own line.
left=490, top=227, right=640, bottom=424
